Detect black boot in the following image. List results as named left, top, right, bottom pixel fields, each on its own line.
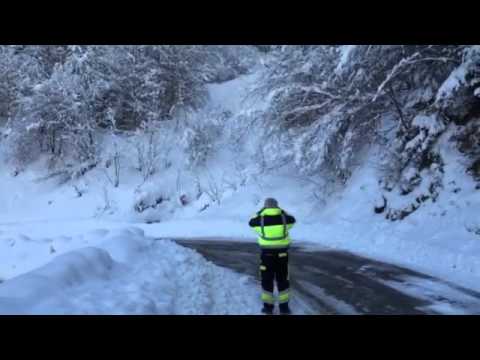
left=261, top=303, right=274, bottom=315
left=279, top=303, right=291, bottom=315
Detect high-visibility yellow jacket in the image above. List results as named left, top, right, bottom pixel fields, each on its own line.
left=249, top=207, right=296, bottom=249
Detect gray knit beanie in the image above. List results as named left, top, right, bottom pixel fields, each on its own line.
left=264, top=198, right=279, bottom=208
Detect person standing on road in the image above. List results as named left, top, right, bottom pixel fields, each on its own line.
left=249, top=198, right=296, bottom=315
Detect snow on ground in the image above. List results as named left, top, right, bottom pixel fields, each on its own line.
left=0, top=228, right=261, bottom=315
left=379, top=276, right=480, bottom=315
left=206, top=70, right=261, bottom=114
left=297, top=280, right=359, bottom=315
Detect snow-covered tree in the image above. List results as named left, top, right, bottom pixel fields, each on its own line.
left=5, top=45, right=246, bottom=171
left=8, top=46, right=104, bottom=171
left=0, top=46, right=46, bottom=125
left=255, top=45, right=466, bottom=186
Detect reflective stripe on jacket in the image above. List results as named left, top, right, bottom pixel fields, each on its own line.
left=249, top=207, right=296, bottom=248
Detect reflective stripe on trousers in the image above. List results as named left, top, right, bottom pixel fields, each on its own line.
left=278, top=290, right=290, bottom=304
left=261, top=291, right=275, bottom=304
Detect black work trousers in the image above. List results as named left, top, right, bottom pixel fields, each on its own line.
left=260, top=248, right=290, bottom=306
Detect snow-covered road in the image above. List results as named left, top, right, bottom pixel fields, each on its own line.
left=173, top=239, right=480, bottom=315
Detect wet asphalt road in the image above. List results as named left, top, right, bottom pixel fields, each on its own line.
left=169, top=238, right=480, bottom=315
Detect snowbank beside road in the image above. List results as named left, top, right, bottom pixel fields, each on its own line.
left=0, top=247, right=117, bottom=314
left=0, top=228, right=261, bottom=315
